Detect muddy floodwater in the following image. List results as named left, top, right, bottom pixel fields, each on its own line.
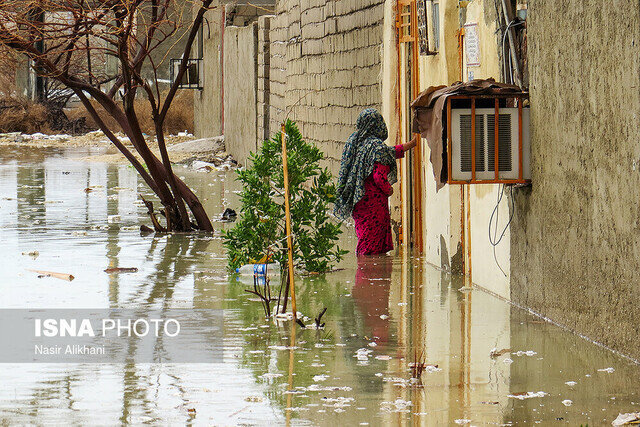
left=0, top=146, right=639, bottom=425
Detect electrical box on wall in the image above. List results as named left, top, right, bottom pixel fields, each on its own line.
left=446, top=95, right=530, bottom=185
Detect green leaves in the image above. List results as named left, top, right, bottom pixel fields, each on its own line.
left=223, top=120, right=345, bottom=273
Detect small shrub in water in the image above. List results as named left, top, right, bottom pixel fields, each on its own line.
left=224, top=120, right=346, bottom=273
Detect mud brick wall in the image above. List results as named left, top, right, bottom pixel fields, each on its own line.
left=257, top=16, right=271, bottom=143
left=266, top=0, right=386, bottom=176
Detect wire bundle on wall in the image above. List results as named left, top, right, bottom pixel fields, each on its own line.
left=488, top=184, right=514, bottom=277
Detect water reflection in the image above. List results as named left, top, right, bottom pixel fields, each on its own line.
left=0, top=146, right=639, bottom=425
left=353, top=255, right=393, bottom=345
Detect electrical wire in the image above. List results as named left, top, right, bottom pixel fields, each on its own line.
left=488, top=184, right=515, bottom=277
left=501, top=19, right=525, bottom=84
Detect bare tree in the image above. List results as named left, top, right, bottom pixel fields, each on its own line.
left=0, top=0, right=214, bottom=232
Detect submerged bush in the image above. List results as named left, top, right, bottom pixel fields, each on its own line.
left=224, top=120, right=346, bottom=273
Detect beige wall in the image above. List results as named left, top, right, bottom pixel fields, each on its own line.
left=407, top=0, right=510, bottom=298
left=511, top=0, right=640, bottom=359
left=194, top=7, right=224, bottom=140
left=223, top=24, right=259, bottom=166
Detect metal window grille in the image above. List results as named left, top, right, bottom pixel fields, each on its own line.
left=170, top=58, right=203, bottom=90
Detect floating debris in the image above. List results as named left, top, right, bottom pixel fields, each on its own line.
left=380, top=399, right=412, bottom=413
left=513, top=350, right=537, bottom=357
left=354, top=348, right=373, bottom=361
left=562, top=399, right=573, bottom=406
left=612, top=412, right=640, bottom=426
left=312, top=375, right=329, bottom=382
left=220, top=208, right=237, bottom=222
left=508, top=391, right=548, bottom=400
left=21, top=251, right=39, bottom=259
left=598, top=367, right=615, bottom=374
left=302, top=385, right=352, bottom=392
left=104, top=267, right=138, bottom=274
left=28, top=269, right=74, bottom=282
left=565, top=381, right=577, bottom=386
left=490, top=348, right=511, bottom=358
left=375, top=355, right=392, bottom=361
left=454, top=419, right=471, bottom=425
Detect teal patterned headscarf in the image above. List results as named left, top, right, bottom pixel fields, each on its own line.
left=334, top=109, right=397, bottom=220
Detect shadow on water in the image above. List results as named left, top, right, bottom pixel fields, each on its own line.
left=0, top=146, right=639, bottom=424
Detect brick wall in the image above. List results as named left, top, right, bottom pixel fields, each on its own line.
left=265, top=0, right=386, bottom=176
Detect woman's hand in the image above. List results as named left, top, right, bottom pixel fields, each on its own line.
left=402, top=136, right=418, bottom=152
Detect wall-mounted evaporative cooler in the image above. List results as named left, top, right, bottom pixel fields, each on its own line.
left=446, top=94, right=530, bottom=185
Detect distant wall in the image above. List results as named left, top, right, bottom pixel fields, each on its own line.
left=511, top=0, right=640, bottom=359
left=223, top=24, right=259, bottom=166
left=194, top=7, right=224, bottom=141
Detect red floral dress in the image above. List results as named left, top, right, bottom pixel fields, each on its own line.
left=352, top=145, right=405, bottom=255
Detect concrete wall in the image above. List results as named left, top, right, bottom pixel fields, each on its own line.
left=511, top=0, right=640, bottom=359
left=223, top=24, right=259, bottom=166
left=194, top=7, right=224, bottom=140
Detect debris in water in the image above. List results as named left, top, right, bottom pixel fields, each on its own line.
left=312, top=375, right=329, bottom=382
left=314, top=307, right=327, bottom=329
left=454, top=420, right=471, bottom=425
left=104, top=267, right=138, bottom=274
left=368, top=342, right=377, bottom=347
left=562, top=399, right=573, bottom=406
left=220, top=208, right=237, bottom=222
left=481, top=401, right=500, bottom=405
left=22, top=251, right=39, bottom=259
left=375, top=355, right=392, bottom=361
left=513, top=350, right=537, bottom=356
left=490, top=348, right=511, bottom=358
left=379, top=314, right=389, bottom=320
left=612, top=412, right=640, bottom=426
left=508, top=391, right=548, bottom=400
left=28, top=269, right=74, bottom=282
left=354, top=348, right=373, bottom=361
left=598, top=367, right=615, bottom=374
left=503, top=358, right=514, bottom=364
left=380, top=399, right=412, bottom=413
left=565, top=381, right=577, bottom=387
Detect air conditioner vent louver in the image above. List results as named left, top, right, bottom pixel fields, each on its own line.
left=450, top=107, right=530, bottom=182
left=460, top=114, right=485, bottom=173
left=487, top=114, right=512, bottom=172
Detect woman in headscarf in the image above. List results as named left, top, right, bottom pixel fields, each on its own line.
left=334, top=108, right=416, bottom=255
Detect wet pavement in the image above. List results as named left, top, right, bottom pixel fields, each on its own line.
left=0, top=146, right=639, bottom=425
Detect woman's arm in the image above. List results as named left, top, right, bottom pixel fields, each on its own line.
left=402, top=136, right=418, bottom=152
left=394, top=137, right=418, bottom=159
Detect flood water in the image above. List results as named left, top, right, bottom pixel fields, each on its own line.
left=0, top=146, right=639, bottom=425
